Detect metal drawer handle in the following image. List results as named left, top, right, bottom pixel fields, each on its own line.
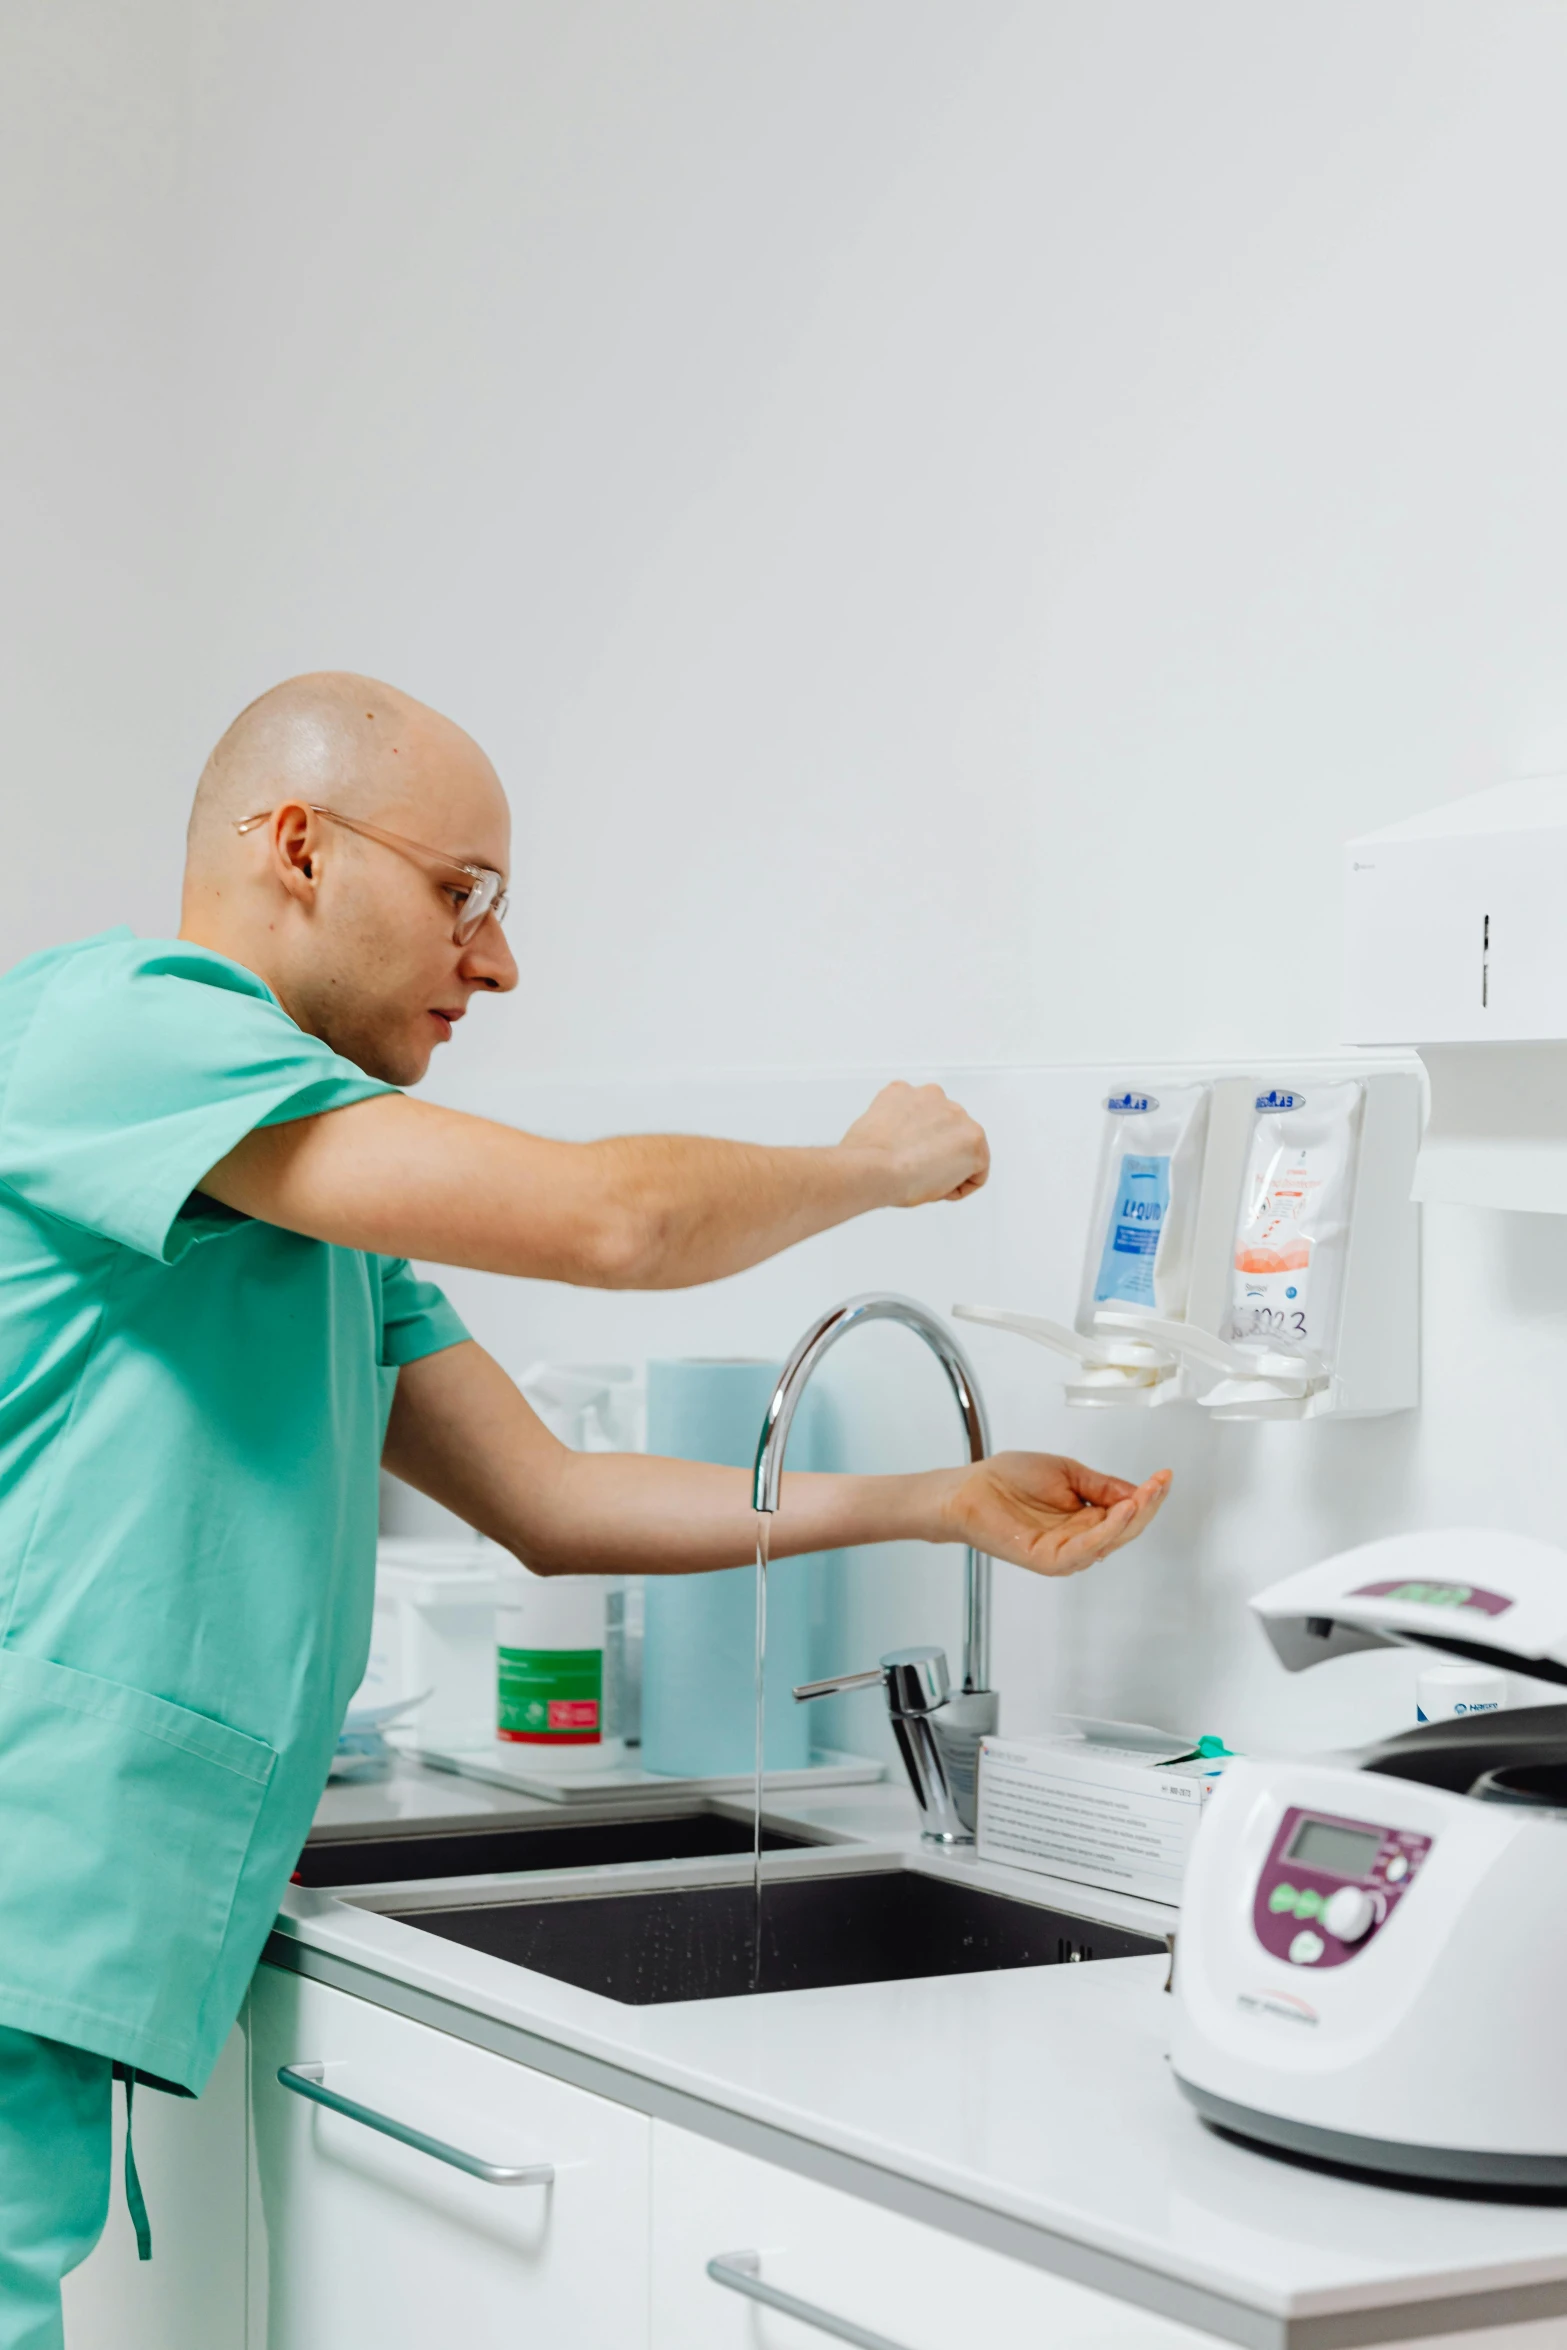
left=278, top=2062, right=555, bottom=2187
left=707, top=2249, right=914, bottom=2350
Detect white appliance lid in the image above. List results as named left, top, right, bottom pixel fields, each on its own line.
left=1252, top=1528, right=1567, bottom=1674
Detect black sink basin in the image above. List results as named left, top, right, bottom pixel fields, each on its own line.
left=295, top=1810, right=814, bottom=1888
left=390, top=1869, right=1165, bottom=2003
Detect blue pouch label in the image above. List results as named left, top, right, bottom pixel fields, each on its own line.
left=1094, top=1153, right=1171, bottom=1306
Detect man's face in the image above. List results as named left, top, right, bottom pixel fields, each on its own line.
left=287, top=730, right=519, bottom=1086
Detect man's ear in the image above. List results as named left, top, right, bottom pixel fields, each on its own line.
left=271, top=803, right=322, bottom=905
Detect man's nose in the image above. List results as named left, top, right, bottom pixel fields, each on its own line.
left=461, top=914, right=519, bottom=993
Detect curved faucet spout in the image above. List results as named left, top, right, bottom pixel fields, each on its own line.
left=751, top=1293, right=993, bottom=1699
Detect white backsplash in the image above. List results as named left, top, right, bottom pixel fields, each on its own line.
left=409, top=1060, right=1567, bottom=1771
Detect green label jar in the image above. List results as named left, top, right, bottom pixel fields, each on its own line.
left=497, top=1646, right=602, bottom=1744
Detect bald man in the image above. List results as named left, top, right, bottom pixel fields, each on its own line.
left=0, top=672, right=1169, bottom=2342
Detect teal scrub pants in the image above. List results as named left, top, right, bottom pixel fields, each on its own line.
left=0, top=2030, right=112, bottom=2350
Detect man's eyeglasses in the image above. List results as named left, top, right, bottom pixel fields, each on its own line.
left=235, top=805, right=509, bottom=946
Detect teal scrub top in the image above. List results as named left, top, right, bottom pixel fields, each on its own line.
left=0, top=929, right=468, bottom=2091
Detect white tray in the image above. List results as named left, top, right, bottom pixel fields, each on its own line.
left=415, top=1741, right=885, bottom=1806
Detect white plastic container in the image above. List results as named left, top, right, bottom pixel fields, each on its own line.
left=355, top=1537, right=501, bottom=1749
left=496, top=1564, right=624, bottom=1768
left=505, top=1359, right=642, bottom=1765
left=1416, top=1662, right=1507, bottom=1722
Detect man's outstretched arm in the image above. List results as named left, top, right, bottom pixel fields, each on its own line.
left=200, top=1080, right=988, bottom=1289
left=382, top=1341, right=1172, bottom=1578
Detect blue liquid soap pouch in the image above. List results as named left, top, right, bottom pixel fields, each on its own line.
left=1081, top=1084, right=1210, bottom=1330
left=1094, top=1152, right=1171, bottom=1308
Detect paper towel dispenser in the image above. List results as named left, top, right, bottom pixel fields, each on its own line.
left=1346, top=776, right=1567, bottom=1046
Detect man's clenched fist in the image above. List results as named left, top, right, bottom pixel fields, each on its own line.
left=841, top=1081, right=990, bottom=1208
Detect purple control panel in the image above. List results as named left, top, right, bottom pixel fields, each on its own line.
left=1252, top=1805, right=1433, bottom=1970
left=1350, top=1577, right=1513, bottom=1618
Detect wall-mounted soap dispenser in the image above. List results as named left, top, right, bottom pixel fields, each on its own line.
left=956, top=1078, right=1256, bottom=1410
left=957, top=1068, right=1421, bottom=1422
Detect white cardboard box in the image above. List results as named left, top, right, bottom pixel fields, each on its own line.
left=977, top=1719, right=1228, bottom=1905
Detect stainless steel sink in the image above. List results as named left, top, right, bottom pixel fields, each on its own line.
left=295, top=1806, right=819, bottom=1889
left=383, top=1866, right=1165, bottom=2003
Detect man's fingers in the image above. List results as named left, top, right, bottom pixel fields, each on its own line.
left=842, top=1080, right=989, bottom=1208
left=1041, top=1496, right=1132, bottom=1572
left=1058, top=1459, right=1139, bottom=1509
left=1034, top=1470, right=1171, bottom=1576
left=1097, top=1473, right=1172, bottom=1555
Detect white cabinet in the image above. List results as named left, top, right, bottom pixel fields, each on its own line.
left=60, top=2024, right=247, bottom=2350
left=248, top=1964, right=651, bottom=2350
left=64, top=1965, right=1232, bottom=2350
left=651, top=2120, right=1216, bottom=2350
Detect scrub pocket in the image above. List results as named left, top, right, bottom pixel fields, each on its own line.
left=0, top=1651, right=276, bottom=2074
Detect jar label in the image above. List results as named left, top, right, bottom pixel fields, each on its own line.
left=498, top=1646, right=602, bottom=1742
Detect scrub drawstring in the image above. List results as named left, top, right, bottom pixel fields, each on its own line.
left=116, top=2067, right=153, bottom=2261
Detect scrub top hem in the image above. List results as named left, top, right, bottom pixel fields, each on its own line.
left=0, top=1980, right=202, bottom=2093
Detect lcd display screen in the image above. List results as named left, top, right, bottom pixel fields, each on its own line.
left=1285, top=1817, right=1382, bottom=1880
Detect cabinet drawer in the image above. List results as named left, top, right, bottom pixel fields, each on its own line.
left=250, top=1965, right=650, bottom=2350
left=652, top=2120, right=1216, bottom=2350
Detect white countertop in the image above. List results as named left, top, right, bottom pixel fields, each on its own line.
left=281, top=1762, right=1567, bottom=2346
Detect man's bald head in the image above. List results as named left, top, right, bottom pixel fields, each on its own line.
left=186, top=671, right=500, bottom=872
left=180, top=671, right=517, bottom=1084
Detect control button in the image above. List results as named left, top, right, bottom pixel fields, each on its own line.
left=1268, top=1883, right=1299, bottom=1914
left=1292, top=1887, right=1323, bottom=1920
left=1385, top=1853, right=1409, bottom=1884
left=1288, top=1930, right=1325, bottom=1965
left=1321, top=1886, right=1377, bottom=1943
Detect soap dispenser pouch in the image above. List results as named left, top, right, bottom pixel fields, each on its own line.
left=1078, top=1084, right=1210, bottom=1329
left=1226, top=1082, right=1364, bottom=1364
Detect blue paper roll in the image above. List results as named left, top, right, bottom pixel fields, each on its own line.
left=641, top=1359, right=826, bottom=1778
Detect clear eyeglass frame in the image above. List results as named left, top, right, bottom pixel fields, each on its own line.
left=234, top=803, right=509, bottom=945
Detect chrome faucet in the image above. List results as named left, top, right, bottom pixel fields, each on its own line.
left=752, top=1294, right=999, bottom=1844
left=795, top=1645, right=974, bottom=1845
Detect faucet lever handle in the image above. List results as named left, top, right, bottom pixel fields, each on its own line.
left=878, top=1646, right=951, bottom=1716
left=792, top=1666, right=884, bottom=1703
left=791, top=1647, right=953, bottom=1716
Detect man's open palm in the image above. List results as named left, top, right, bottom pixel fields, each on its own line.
left=940, top=1452, right=1172, bottom=1578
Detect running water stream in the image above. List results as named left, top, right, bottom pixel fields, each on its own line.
left=750, top=1511, right=770, bottom=1991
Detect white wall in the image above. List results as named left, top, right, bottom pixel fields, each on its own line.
left=0, top=0, right=192, bottom=960
left=172, top=0, right=1567, bottom=1078
left=11, top=3, right=1567, bottom=1758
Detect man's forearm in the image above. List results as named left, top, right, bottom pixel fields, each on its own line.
left=518, top=1450, right=957, bottom=1574
left=202, top=1080, right=987, bottom=1288
left=380, top=1339, right=954, bottom=1569
left=584, top=1129, right=891, bottom=1288
left=206, top=1096, right=889, bottom=1285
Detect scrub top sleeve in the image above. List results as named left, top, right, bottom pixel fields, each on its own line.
left=0, top=939, right=395, bottom=1264
left=378, top=1258, right=470, bottom=1368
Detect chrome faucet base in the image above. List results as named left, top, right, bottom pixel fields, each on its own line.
left=799, top=1645, right=976, bottom=1845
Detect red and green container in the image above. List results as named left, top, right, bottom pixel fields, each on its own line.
left=497, top=1567, right=620, bottom=1765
